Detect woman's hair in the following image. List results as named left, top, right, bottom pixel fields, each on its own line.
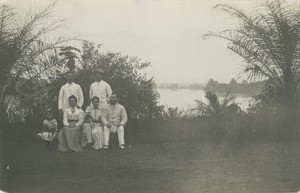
left=68, top=95, right=78, bottom=102
left=91, top=96, right=100, bottom=102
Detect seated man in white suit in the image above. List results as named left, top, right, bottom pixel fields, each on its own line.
left=101, top=93, right=127, bottom=150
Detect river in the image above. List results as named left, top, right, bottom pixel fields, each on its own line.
left=157, top=88, right=255, bottom=111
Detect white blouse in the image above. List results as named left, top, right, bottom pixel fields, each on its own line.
left=63, top=107, right=85, bottom=127
left=85, top=106, right=102, bottom=122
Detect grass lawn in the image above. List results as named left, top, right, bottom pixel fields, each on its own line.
left=0, top=133, right=300, bottom=193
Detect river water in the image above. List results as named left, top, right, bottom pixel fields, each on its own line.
left=157, top=88, right=255, bottom=111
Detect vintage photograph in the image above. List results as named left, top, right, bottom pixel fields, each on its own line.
left=0, top=0, right=300, bottom=192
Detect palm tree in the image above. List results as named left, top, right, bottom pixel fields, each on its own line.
left=195, top=91, right=240, bottom=117
left=164, top=107, right=184, bottom=119
left=204, top=0, right=300, bottom=107
left=195, top=91, right=241, bottom=142
left=0, top=3, right=72, bottom=125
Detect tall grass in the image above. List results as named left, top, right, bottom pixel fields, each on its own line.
left=3, top=91, right=299, bottom=146
left=128, top=92, right=300, bottom=145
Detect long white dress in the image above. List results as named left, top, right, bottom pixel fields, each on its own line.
left=57, top=107, right=84, bottom=152
left=81, top=106, right=104, bottom=149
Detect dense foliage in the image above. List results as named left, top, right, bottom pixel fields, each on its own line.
left=0, top=3, right=71, bottom=126
left=204, top=0, right=300, bottom=107
left=18, top=41, right=163, bottom=129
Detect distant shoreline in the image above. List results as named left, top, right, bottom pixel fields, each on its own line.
left=157, top=80, right=264, bottom=97
left=157, top=87, right=203, bottom=90
left=156, top=87, right=259, bottom=97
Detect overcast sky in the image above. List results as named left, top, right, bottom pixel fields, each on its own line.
left=4, top=0, right=299, bottom=84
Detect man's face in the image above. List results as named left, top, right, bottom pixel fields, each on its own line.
left=95, top=73, right=102, bottom=81
left=92, top=99, right=99, bottom=108
left=109, top=95, right=117, bottom=105
left=66, top=73, right=74, bottom=83
left=69, top=98, right=77, bottom=107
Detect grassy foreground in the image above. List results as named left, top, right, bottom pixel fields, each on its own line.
left=0, top=134, right=300, bottom=193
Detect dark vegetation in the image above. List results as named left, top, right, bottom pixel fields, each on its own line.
left=204, top=78, right=264, bottom=96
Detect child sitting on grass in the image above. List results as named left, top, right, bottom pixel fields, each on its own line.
left=37, top=109, right=58, bottom=147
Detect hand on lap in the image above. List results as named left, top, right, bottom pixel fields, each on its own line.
left=69, top=122, right=76, bottom=128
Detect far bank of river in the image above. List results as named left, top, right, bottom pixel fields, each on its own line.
left=157, top=88, right=255, bottom=111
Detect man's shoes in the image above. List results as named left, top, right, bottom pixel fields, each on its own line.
left=119, top=144, right=126, bottom=150
left=103, top=145, right=109, bottom=150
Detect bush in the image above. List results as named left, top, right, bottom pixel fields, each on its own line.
left=17, top=41, right=163, bottom=137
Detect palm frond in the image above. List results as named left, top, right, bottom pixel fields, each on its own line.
left=204, top=0, right=300, bottom=106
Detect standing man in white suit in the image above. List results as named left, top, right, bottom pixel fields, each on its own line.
left=89, top=68, right=112, bottom=109
left=58, top=71, right=84, bottom=114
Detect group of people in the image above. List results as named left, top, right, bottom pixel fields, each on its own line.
left=37, top=69, right=128, bottom=152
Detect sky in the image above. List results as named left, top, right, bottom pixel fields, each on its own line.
left=4, top=0, right=299, bottom=84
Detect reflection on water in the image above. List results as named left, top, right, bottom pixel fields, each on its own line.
left=157, top=88, right=255, bottom=111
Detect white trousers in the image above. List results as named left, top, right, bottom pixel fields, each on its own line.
left=103, top=125, right=125, bottom=146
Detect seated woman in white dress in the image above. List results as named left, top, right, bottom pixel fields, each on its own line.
left=57, top=95, right=84, bottom=152
left=81, top=96, right=104, bottom=149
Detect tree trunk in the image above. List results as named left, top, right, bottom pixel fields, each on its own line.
left=0, top=101, right=8, bottom=131
left=0, top=88, right=9, bottom=130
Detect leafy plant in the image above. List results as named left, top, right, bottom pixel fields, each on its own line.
left=0, top=3, right=73, bottom=125
left=204, top=0, right=300, bottom=107
left=59, top=46, right=81, bottom=71
left=195, top=91, right=241, bottom=142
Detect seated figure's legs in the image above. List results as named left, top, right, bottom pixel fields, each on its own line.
left=103, top=126, right=111, bottom=146
left=117, top=126, right=125, bottom=145
left=65, top=126, right=82, bottom=152
left=57, top=128, right=70, bottom=152
left=91, top=125, right=103, bottom=149
left=83, top=123, right=92, bottom=144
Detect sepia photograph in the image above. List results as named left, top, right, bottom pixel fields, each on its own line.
left=0, top=0, right=300, bottom=192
